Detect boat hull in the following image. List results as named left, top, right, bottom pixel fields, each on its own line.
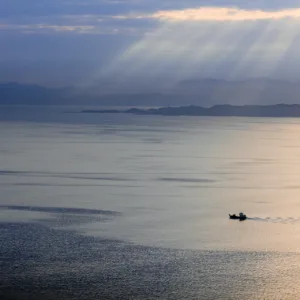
left=229, top=214, right=247, bottom=221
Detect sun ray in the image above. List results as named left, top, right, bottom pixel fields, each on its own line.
left=77, top=6, right=300, bottom=97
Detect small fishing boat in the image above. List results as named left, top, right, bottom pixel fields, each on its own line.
left=229, top=212, right=247, bottom=221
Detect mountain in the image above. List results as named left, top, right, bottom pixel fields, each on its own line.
left=1, top=79, right=300, bottom=106
left=0, top=83, right=70, bottom=105
left=81, top=104, right=300, bottom=118
left=172, top=78, right=299, bottom=105
left=0, top=83, right=180, bottom=106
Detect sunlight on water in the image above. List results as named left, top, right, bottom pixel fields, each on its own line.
left=2, top=108, right=300, bottom=298
left=2, top=112, right=300, bottom=252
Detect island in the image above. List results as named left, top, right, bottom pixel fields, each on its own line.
left=81, top=104, right=300, bottom=118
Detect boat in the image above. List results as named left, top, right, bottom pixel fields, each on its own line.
left=229, top=212, right=247, bottom=221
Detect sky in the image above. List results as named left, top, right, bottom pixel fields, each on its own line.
left=2, top=0, right=300, bottom=87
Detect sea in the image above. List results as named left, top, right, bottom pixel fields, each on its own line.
left=1, top=106, right=300, bottom=299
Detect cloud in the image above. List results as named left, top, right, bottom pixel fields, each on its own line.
left=0, top=13, right=149, bottom=35
left=0, top=23, right=96, bottom=34
left=0, top=24, right=142, bottom=35
left=120, top=7, right=300, bottom=22
left=28, top=24, right=95, bottom=32
left=3, top=2, right=300, bottom=36
left=3, top=0, right=300, bottom=86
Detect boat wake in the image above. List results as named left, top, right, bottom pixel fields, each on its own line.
left=247, top=217, right=300, bottom=224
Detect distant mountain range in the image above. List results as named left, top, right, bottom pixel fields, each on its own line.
left=1, top=79, right=300, bottom=106
left=0, top=83, right=70, bottom=105
left=81, top=104, right=300, bottom=118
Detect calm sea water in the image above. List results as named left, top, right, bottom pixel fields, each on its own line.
left=2, top=106, right=300, bottom=299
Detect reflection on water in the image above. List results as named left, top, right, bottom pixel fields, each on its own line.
left=249, top=217, right=300, bottom=224
left=1, top=219, right=300, bottom=300
left=2, top=107, right=300, bottom=298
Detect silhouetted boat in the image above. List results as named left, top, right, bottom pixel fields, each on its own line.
left=229, top=212, right=247, bottom=221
